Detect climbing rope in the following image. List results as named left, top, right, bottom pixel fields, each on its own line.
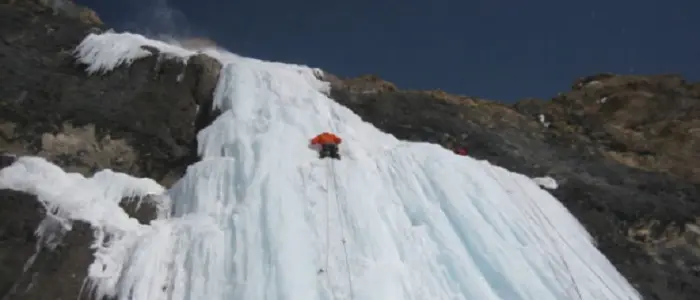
left=323, top=161, right=338, bottom=300
left=322, top=162, right=343, bottom=300
left=330, top=161, right=355, bottom=299
left=321, top=159, right=355, bottom=300
left=508, top=175, right=626, bottom=300
left=321, top=103, right=355, bottom=299
left=517, top=188, right=583, bottom=299
left=483, top=166, right=583, bottom=300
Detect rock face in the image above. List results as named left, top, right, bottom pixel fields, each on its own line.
left=515, top=73, right=700, bottom=184
left=0, top=0, right=220, bottom=299
left=1, top=0, right=699, bottom=300
left=327, top=74, right=700, bottom=300
left=0, top=0, right=222, bottom=185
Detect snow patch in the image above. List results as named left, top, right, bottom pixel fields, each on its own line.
left=532, top=176, right=559, bottom=190
left=74, top=31, right=195, bottom=75
left=538, top=114, right=550, bottom=128
left=585, top=80, right=604, bottom=88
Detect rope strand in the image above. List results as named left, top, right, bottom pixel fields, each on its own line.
left=324, top=161, right=338, bottom=300
left=323, top=159, right=355, bottom=300
left=484, top=167, right=583, bottom=300
left=510, top=176, right=625, bottom=299
left=330, top=161, right=355, bottom=299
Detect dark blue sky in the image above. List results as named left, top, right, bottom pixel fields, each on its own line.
left=76, top=0, right=699, bottom=102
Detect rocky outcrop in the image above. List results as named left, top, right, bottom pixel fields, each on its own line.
left=0, top=0, right=221, bottom=299
left=37, top=0, right=102, bottom=25
left=514, top=73, right=700, bottom=184
left=1, top=0, right=222, bottom=185
left=326, top=74, right=700, bottom=300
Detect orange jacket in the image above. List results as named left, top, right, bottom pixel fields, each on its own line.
left=310, top=132, right=342, bottom=145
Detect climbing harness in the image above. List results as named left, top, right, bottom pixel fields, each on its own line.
left=321, top=159, right=355, bottom=300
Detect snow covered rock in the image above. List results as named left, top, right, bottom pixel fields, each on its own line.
left=532, top=176, right=558, bottom=190
left=514, top=73, right=700, bottom=184
left=0, top=1, right=220, bottom=299
left=0, top=155, right=165, bottom=300
left=0, top=0, right=222, bottom=186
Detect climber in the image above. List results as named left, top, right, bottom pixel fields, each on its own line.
left=444, top=137, right=467, bottom=156
left=310, top=132, right=342, bottom=160
left=453, top=147, right=467, bottom=156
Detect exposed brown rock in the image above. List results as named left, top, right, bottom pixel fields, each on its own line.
left=514, top=73, right=700, bottom=183
left=33, top=0, right=103, bottom=25
left=178, top=37, right=218, bottom=50
left=320, top=73, right=397, bottom=94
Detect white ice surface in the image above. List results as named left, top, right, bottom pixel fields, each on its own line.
left=74, top=31, right=195, bottom=75
left=1, top=31, right=641, bottom=300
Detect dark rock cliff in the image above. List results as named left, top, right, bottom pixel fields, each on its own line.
left=0, top=0, right=220, bottom=299
left=1, top=0, right=699, bottom=300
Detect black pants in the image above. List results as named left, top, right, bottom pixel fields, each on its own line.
left=319, top=143, right=340, bottom=160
